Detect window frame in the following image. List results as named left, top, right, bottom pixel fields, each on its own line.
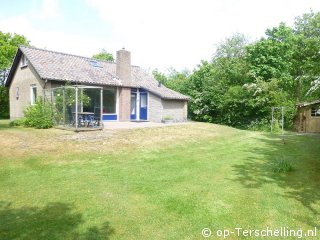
left=30, top=85, right=37, bottom=105
left=21, top=55, right=28, bottom=68
left=311, top=106, right=320, bottom=117
left=102, top=87, right=118, bottom=115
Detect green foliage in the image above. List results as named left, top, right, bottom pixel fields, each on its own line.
left=271, top=120, right=281, bottom=133
left=24, top=99, right=53, bottom=129
left=272, top=158, right=294, bottom=173
left=247, top=118, right=270, bottom=132
left=0, top=86, right=9, bottom=118
left=153, top=11, right=320, bottom=130
left=163, top=115, right=173, bottom=120
left=0, top=31, right=30, bottom=84
left=52, top=84, right=91, bottom=124
left=152, top=69, right=168, bottom=85
left=92, top=49, right=114, bottom=61
left=9, top=118, right=26, bottom=127
left=0, top=31, right=30, bottom=118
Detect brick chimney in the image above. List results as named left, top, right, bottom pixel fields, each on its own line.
left=116, top=48, right=131, bottom=81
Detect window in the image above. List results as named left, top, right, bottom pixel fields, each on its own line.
left=103, top=88, right=116, bottom=114
left=21, top=55, right=28, bottom=67
left=131, top=93, right=136, bottom=114
left=141, top=94, right=147, bottom=107
left=311, top=107, right=320, bottom=117
left=30, top=85, right=37, bottom=105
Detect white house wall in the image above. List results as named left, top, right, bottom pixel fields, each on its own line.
left=148, top=92, right=163, bottom=122
left=9, top=57, right=44, bottom=120
left=162, top=99, right=187, bottom=122
left=148, top=92, right=188, bottom=122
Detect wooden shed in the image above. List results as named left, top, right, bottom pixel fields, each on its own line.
left=294, top=100, right=320, bottom=133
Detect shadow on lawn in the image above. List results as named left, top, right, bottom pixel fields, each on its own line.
left=232, top=133, right=320, bottom=221
left=0, top=202, right=114, bottom=240
left=0, top=120, right=10, bottom=129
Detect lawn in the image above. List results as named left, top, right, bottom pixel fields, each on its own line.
left=0, top=120, right=320, bottom=239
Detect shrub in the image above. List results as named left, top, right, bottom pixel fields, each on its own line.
left=272, top=158, right=293, bottom=173
left=0, top=86, right=9, bottom=119
left=247, top=118, right=270, bottom=132
left=9, top=118, right=26, bottom=127
left=24, top=99, right=53, bottom=129
left=271, top=120, right=281, bottom=133
left=163, top=115, right=173, bottom=120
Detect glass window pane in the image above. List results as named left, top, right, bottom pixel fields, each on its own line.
left=311, top=107, right=320, bottom=117
left=33, top=87, right=37, bottom=102
left=131, top=94, right=136, bottom=114
left=31, top=86, right=37, bottom=104
left=141, top=94, right=147, bottom=107
left=103, top=88, right=116, bottom=114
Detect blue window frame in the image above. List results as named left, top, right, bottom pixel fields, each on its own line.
left=102, top=114, right=117, bottom=121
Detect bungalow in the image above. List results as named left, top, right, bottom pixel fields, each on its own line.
left=5, top=46, right=189, bottom=123
left=294, top=100, right=320, bottom=133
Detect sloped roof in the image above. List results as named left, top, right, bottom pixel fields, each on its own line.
left=6, top=46, right=189, bottom=100
left=297, top=100, right=320, bottom=107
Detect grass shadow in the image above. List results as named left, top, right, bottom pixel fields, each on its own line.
left=0, top=120, right=10, bottom=129
left=0, top=201, right=114, bottom=240
left=231, top=133, right=320, bottom=216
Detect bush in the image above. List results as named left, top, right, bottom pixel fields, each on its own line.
left=272, top=158, right=293, bottom=173
left=0, top=86, right=9, bottom=119
left=247, top=118, right=270, bottom=132
left=24, top=99, right=53, bottom=129
left=9, top=118, right=26, bottom=127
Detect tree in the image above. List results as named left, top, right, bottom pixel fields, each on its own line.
left=92, top=49, right=114, bottom=61
left=0, top=31, right=30, bottom=119
left=246, top=23, right=295, bottom=90
left=152, top=69, right=168, bottom=85
left=292, top=11, right=320, bottom=100
left=181, top=11, right=320, bottom=128
left=0, top=31, right=29, bottom=85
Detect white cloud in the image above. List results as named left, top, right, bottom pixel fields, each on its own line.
left=86, top=0, right=320, bottom=72
left=2, top=0, right=320, bottom=72
left=0, top=15, right=106, bottom=58
left=39, top=0, right=61, bottom=19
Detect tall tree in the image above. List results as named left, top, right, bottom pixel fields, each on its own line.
left=152, top=69, right=168, bottom=85
left=0, top=31, right=29, bottom=118
left=92, top=49, right=114, bottom=61
left=293, top=10, right=320, bottom=99
left=0, top=31, right=29, bottom=85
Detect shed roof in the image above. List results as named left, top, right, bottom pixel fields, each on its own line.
left=6, top=46, right=190, bottom=100
left=297, top=100, right=320, bottom=107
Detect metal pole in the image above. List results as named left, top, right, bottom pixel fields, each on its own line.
left=63, top=88, right=65, bottom=126
left=271, top=107, right=274, bottom=133
left=100, top=88, right=103, bottom=128
left=75, top=86, right=78, bottom=130
left=282, top=106, right=284, bottom=144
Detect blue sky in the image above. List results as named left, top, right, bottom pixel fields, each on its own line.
left=1, top=0, right=320, bottom=72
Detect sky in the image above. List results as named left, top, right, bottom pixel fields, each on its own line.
left=1, top=0, right=320, bottom=73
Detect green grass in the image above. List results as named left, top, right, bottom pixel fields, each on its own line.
left=1, top=120, right=320, bottom=239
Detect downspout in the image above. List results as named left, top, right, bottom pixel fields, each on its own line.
left=43, top=79, right=47, bottom=103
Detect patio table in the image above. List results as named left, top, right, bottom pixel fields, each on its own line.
left=73, top=112, right=95, bottom=127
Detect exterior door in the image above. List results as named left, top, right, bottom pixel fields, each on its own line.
left=130, top=92, right=137, bottom=120
left=139, top=92, right=148, bottom=120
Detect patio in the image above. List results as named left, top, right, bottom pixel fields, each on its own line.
left=103, top=121, right=191, bottom=130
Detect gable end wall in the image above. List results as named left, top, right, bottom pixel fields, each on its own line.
left=148, top=93, right=188, bottom=122
left=9, top=57, right=44, bottom=120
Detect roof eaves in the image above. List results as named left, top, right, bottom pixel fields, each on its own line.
left=297, top=100, right=320, bottom=107
left=4, top=48, right=22, bottom=87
